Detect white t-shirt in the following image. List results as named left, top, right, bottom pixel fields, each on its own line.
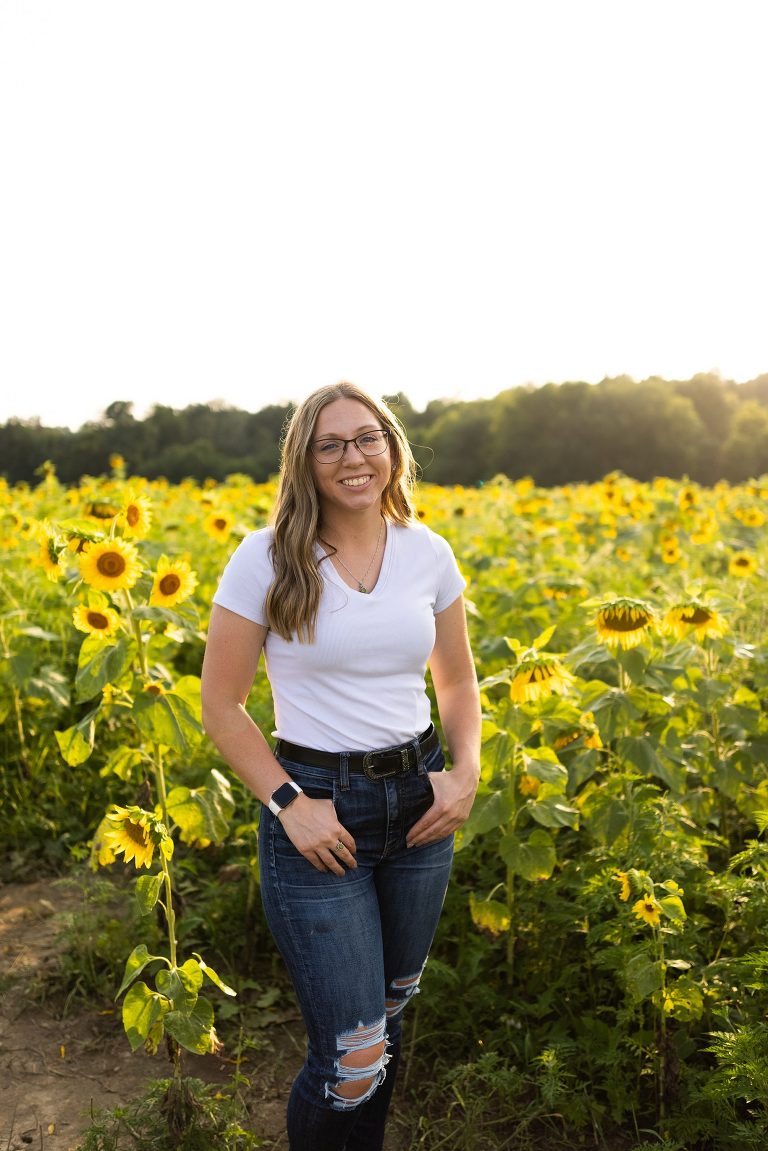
left=211, top=521, right=466, bottom=751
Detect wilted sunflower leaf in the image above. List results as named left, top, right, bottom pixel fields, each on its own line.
left=193, top=953, right=237, bottom=996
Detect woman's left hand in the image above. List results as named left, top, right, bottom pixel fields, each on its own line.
left=406, top=766, right=478, bottom=849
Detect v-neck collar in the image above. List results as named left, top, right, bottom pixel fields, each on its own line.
left=317, top=521, right=394, bottom=598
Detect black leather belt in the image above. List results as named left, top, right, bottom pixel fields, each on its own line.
left=275, top=724, right=439, bottom=781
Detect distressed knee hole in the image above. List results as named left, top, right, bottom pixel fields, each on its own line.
left=325, top=1016, right=390, bottom=1111
left=385, top=969, right=423, bottom=1019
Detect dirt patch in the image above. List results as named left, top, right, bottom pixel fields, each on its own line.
left=0, top=879, right=305, bottom=1150
left=0, top=880, right=413, bottom=1151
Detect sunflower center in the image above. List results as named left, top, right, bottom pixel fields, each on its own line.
left=159, top=573, right=181, bottom=596
left=681, top=607, right=712, bottom=625
left=97, top=551, right=127, bottom=577
left=214, top=518, right=227, bottom=530
left=122, top=821, right=147, bottom=847
left=88, top=611, right=110, bottom=630
left=126, top=505, right=140, bottom=527
left=601, top=611, right=649, bottom=632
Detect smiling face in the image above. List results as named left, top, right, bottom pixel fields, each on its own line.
left=309, top=397, right=392, bottom=520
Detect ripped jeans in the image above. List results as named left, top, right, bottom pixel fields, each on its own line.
left=258, top=738, right=454, bottom=1151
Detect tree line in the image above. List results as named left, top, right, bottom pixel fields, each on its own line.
left=2, top=373, right=768, bottom=487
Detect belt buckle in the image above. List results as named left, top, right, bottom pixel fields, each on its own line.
left=363, top=747, right=411, bottom=780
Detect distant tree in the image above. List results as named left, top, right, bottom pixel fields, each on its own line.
left=720, top=400, right=768, bottom=481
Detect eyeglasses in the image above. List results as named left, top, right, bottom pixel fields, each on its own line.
left=309, top=428, right=390, bottom=464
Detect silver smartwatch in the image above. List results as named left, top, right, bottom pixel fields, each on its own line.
left=268, top=780, right=303, bottom=816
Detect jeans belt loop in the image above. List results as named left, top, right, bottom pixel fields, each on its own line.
left=339, top=751, right=350, bottom=791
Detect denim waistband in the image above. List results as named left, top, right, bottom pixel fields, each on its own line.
left=274, top=724, right=438, bottom=780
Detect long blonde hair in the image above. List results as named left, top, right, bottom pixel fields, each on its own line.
left=265, top=382, right=417, bottom=642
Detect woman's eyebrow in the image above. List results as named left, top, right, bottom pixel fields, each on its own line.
left=313, top=423, right=381, bottom=438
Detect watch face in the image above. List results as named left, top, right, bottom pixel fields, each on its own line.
left=271, top=782, right=299, bottom=811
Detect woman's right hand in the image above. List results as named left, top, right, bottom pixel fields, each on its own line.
left=278, top=795, right=357, bottom=875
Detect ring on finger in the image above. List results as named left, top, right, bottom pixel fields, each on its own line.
left=335, top=841, right=345, bottom=853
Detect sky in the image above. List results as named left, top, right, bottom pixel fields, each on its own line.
left=1, top=1, right=766, bottom=431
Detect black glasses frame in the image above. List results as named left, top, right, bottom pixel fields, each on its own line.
left=308, top=428, right=390, bottom=464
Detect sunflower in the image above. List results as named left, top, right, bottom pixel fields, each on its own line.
left=632, top=897, right=661, bottom=928
left=101, top=805, right=156, bottom=869
left=203, top=511, right=235, bottom=542
left=614, top=872, right=631, bottom=902
left=728, top=551, right=757, bottom=579
left=661, top=543, right=682, bottom=565
left=509, top=652, right=575, bottom=704
left=678, top=486, right=699, bottom=511
left=595, top=597, right=657, bottom=650
left=663, top=600, right=727, bottom=642
left=73, top=602, right=122, bottom=638
left=518, top=773, right=541, bottom=797
left=143, top=680, right=167, bottom=696
left=150, top=555, right=198, bottom=607
left=120, top=489, right=153, bottom=538
left=731, top=505, right=766, bottom=528
left=36, top=531, right=66, bottom=582
left=80, top=538, right=142, bottom=592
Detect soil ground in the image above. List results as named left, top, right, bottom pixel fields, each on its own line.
left=0, top=879, right=408, bottom=1151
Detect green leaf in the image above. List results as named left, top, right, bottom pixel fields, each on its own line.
left=133, top=686, right=203, bottom=754
left=135, top=873, right=164, bottom=916
left=625, top=953, right=663, bottom=1001
left=166, top=768, right=235, bottom=844
left=116, top=944, right=167, bottom=999
left=520, top=748, right=568, bottom=786
left=528, top=795, right=580, bottom=829
left=459, top=789, right=515, bottom=845
left=499, top=828, right=556, bottom=881
left=101, top=746, right=144, bottom=781
left=164, top=996, right=217, bottom=1055
left=75, top=635, right=136, bottom=702
left=156, top=962, right=201, bottom=1011
left=55, top=708, right=98, bottom=766
left=658, top=894, right=687, bottom=923
left=193, top=953, right=237, bottom=997
left=27, top=666, right=70, bottom=708
left=121, top=980, right=170, bottom=1052
left=469, top=892, right=511, bottom=936
left=658, top=975, right=704, bottom=1022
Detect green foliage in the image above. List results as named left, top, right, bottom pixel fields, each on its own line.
left=77, top=1075, right=265, bottom=1150
left=4, top=463, right=768, bottom=1147
left=4, top=373, right=768, bottom=486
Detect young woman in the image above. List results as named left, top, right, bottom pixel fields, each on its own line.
left=201, top=382, right=481, bottom=1150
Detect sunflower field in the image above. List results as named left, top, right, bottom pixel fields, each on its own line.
left=2, top=458, right=768, bottom=1150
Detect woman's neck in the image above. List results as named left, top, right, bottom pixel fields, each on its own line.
left=318, top=507, right=384, bottom=549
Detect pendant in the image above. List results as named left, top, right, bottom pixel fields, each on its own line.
left=358, top=583, right=368, bottom=594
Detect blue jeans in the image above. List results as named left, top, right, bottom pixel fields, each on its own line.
left=258, top=737, right=454, bottom=1151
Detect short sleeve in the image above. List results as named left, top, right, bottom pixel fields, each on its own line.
left=428, top=529, right=467, bottom=614
left=211, top=528, right=274, bottom=625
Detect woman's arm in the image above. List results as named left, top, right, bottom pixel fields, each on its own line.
left=201, top=603, right=356, bottom=874
left=406, top=595, right=481, bottom=848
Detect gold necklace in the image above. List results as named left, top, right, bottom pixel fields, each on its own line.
left=325, top=519, right=384, bottom=594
